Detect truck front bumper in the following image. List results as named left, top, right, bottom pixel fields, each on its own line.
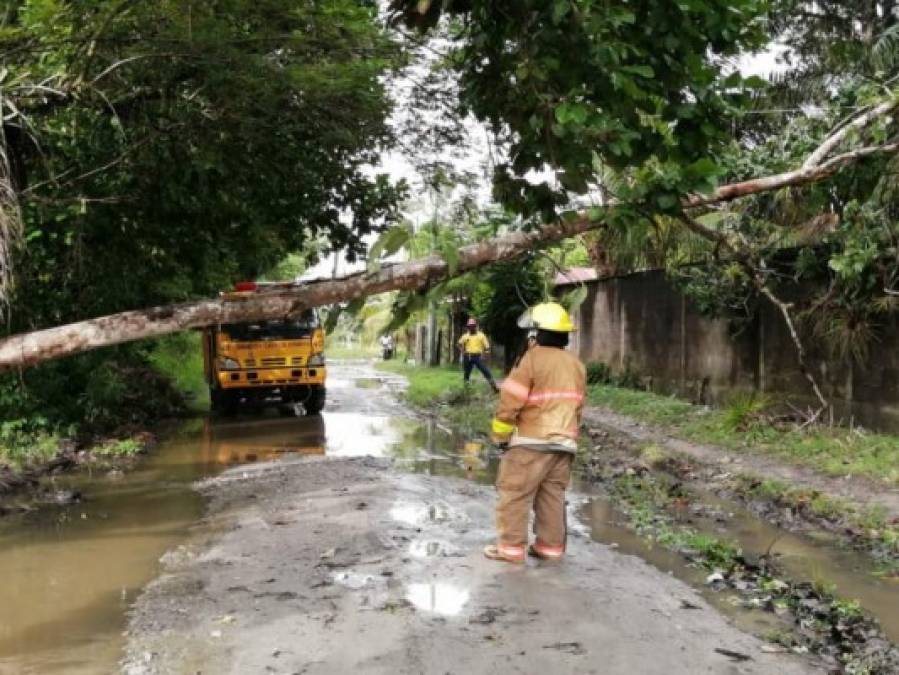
left=217, top=367, right=326, bottom=389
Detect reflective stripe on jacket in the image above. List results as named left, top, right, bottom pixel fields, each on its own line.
left=492, top=345, right=586, bottom=449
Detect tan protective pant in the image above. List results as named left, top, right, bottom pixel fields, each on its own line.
left=496, top=446, right=572, bottom=549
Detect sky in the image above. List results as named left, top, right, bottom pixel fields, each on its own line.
left=302, top=36, right=789, bottom=282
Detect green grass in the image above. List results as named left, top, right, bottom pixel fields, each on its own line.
left=92, top=438, right=144, bottom=457
left=588, top=385, right=695, bottom=426
left=607, top=472, right=742, bottom=569
left=588, top=384, right=899, bottom=487
left=147, top=332, right=208, bottom=410
left=376, top=360, right=501, bottom=432
left=0, top=421, right=61, bottom=470
left=326, top=341, right=380, bottom=360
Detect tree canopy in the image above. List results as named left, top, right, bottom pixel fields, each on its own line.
left=2, top=0, right=404, bottom=330
left=390, top=0, right=769, bottom=217
left=0, top=0, right=405, bottom=430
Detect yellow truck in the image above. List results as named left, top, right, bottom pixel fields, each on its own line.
left=202, top=282, right=327, bottom=416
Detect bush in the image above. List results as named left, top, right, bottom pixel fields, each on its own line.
left=0, top=418, right=61, bottom=469
left=721, top=391, right=772, bottom=431
left=585, top=360, right=643, bottom=389
left=586, top=361, right=613, bottom=385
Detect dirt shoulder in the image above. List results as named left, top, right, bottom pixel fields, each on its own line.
left=123, top=454, right=816, bottom=674
left=583, top=406, right=899, bottom=521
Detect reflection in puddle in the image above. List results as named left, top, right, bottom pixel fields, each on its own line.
left=354, top=378, right=384, bottom=389
left=405, top=583, right=470, bottom=616
left=389, top=501, right=457, bottom=526
left=408, top=539, right=460, bottom=558
left=202, top=416, right=325, bottom=465
left=332, top=571, right=376, bottom=590
left=321, top=412, right=404, bottom=457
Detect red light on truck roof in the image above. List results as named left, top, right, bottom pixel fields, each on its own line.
left=234, top=281, right=257, bottom=292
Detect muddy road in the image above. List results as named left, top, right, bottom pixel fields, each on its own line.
left=3, top=361, right=891, bottom=673
left=118, top=363, right=814, bottom=675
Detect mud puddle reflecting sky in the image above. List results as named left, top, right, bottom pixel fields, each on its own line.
left=1, top=364, right=897, bottom=674
left=0, top=364, right=492, bottom=675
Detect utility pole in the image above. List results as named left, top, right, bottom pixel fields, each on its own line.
left=426, top=180, right=440, bottom=366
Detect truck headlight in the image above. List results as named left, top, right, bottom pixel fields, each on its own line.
left=220, top=357, right=240, bottom=370
left=307, top=353, right=325, bottom=367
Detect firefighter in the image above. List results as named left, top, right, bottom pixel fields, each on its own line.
left=484, top=302, right=585, bottom=563
left=458, top=317, right=499, bottom=392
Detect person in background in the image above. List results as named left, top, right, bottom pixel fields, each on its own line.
left=484, top=302, right=585, bottom=564
left=379, top=334, right=394, bottom=360
left=457, top=317, right=498, bottom=392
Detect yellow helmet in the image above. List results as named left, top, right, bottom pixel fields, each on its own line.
left=518, top=302, right=575, bottom=333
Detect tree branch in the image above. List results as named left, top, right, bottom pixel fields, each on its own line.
left=757, top=282, right=830, bottom=416
left=3, top=115, right=899, bottom=368
left=686, top=141, right=899, bottom=207
left=801, top=98, right=898, bottom=169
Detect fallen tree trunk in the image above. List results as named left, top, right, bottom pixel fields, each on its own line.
left=0, top=218, right=599, bottom=370
left=3, top=137, right=898, bottom=371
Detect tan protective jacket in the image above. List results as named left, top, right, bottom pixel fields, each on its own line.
left=492, top=345, right=586, bottom=451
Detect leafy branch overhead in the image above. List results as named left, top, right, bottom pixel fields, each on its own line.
left=390, top=0, right=770, bottom=216
left=0, top=0, right=406, bottom=325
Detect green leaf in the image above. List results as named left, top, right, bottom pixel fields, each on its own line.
left=344, top=296, right=367, bottom=317
left=562, top=284, right=589, bottom=312
left=656, top=193, right=678, bottom=210
left=695, top=211, right=726, bottom=227
left=368, top=224, right=412, bottom=272
left=621, top=65, right=655, bottom=79
left=686, top=157, right=720, bottom=180
left=743, top=75, right=768, bottom=90
left=439, top=239, right=460, bottom=275
left=323, top=305, right=343, bottom=333
left=554, top=102, right=588, bottom=125
left=551, top=0, right=570, bottom=24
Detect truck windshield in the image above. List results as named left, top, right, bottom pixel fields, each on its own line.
left=221, top=310, right=318, bottom=341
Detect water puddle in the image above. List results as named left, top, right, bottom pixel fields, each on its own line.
left=1, top=363, right=898, bottom=673
left=332, top=571, right=377, bottom=591
left=389, top=500, right=464, bottom=527
left=576, top=484, right=899, bottom=643
left=405, top=582, right=470, bottom=616
left=0, top=393, right=488, bottom=674
left=408, top=539, right=462, bottom=558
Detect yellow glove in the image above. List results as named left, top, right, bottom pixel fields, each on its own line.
left=490, top=418, right=514, bottom=446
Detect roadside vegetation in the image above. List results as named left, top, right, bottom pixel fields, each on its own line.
left=376, top=359, right=498, bottom=433
left=593, top=463, right=899, bottom=673
left=0, top=333, right=203, bottom=488
left=584, top=379, right=899, bottom=573
left=587, top=379, right=899, bottom=487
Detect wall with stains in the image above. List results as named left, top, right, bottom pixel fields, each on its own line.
left=567, top=270, right=899, bottom=431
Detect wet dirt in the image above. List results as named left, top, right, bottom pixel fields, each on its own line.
left=0, top=362, right=893, bottom=673
left=121, top=363, right=819, bottom=674
left=583, top=407, right=899, bottom=521
left=122, top=457, right=814, bottom=675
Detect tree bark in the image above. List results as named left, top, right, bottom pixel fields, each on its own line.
left=0, top=218, right=600, bottom=370
left=685, top=142, right=899, bottom=207
left=2, top=137, right=898, bottom=371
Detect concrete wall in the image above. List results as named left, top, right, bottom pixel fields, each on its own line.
left=568, top=270, right=899, bottom=431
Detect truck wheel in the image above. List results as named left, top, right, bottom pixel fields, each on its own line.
left=211, top=389, right=238, bottom=417
left=304, top=386, right=326, bottom=415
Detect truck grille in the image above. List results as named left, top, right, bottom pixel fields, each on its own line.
left=261, top=357, right=286, bottom=367
left=291, top=356, right=304, bottom=365
left=243, top=358, right=257, bottom=367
